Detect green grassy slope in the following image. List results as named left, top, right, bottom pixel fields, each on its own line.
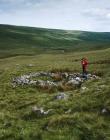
left=0, top=24, right=110, bottom=140
left=0, top=48, right=110, bottom=140
left=0, top=24, right=110, bottom=58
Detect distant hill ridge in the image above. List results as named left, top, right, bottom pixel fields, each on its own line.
left=0, top=24, right=110, bottom=58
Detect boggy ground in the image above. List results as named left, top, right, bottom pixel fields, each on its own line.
left=0, top=48, right=110, bottom=140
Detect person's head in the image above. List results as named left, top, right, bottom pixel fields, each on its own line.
left=82, top=57, right=87, bottom=61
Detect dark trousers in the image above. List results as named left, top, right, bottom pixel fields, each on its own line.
left=82, top=66, right=87, bottom=74
left=82, top=66, right=87, bottom=79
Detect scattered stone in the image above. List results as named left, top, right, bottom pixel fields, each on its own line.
left=66, top=78, right=82, bottom=88
left=51, top=72, right=63, bottom=81
left=65, top=109, right=72, bottom=114
left=29, top=80, right=37, bottom=85
left=81, top=86, right=88, bottom=90
left=11, top=83, right=17, bottom=88
left=67, top=79, right=79, bottom=85
left=28, top=64, right=34, bottom=67
left=55, top=92, right=68, bottom=100
left=101, top=108, right=110, bottom=115
left=87, top=74, right=92, bottom=79
left=75, top=77, right=82, bottom=82
left=12, top=71, right=100, bottom=91
left=102, top=108, right=107, bottom=114
left=32, top=106, right=53, bottom=116
left=62, top=72, right=69, bottom=79
left=81, top=87, right=86, bottom=90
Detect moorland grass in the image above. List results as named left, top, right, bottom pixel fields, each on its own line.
left=0, top=48, right=110, bottom=140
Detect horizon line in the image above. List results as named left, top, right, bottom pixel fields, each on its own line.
left=0, top=23, right=110, bottom=33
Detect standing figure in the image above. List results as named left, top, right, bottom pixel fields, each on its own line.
left=81, top=58, right=88, bottom=79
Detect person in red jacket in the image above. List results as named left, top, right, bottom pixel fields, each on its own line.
left=81, top=57, right=88, bottom=78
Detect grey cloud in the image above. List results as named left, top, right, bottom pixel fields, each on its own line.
left=0, top=0, right=110, bottom=31
left=82, top=8, right=110, bottom=20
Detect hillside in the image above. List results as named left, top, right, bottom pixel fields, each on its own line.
left=0, top=24, right=110, bottom=140
left=0, top=48, right=110, bottom=140
left=0, top=24, right=110, bottom=58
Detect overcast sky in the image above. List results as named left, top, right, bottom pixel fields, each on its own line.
left=0, top=0, right=110, bottom=31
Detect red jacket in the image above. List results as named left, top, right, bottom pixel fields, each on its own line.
left=81, top=59, right=88, bottom=68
